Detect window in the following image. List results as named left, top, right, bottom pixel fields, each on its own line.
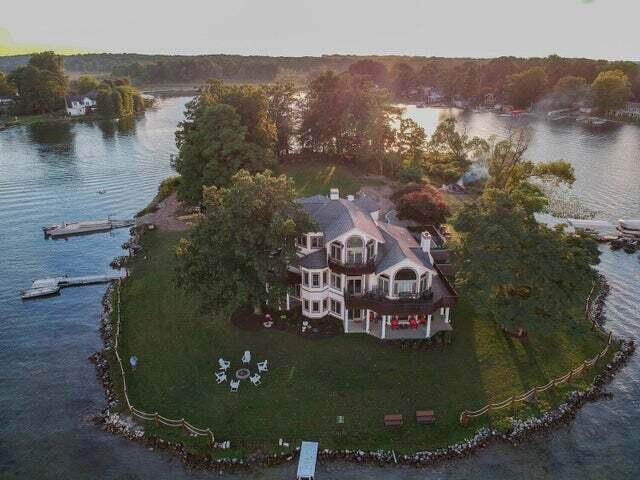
left=304, top=299, right=309, bottom=311
left=312, top=273, right=320, bottom=288
left=297, top=235, right=307, bottom=249
left=310, top=235, right=323, bottom=249
left=393, top=269, right=417, bottom=295
left=330, top=242, right=343, bottom=261
left=322, top=298, right=328, bottom=311
left=346, top=236, right=364, bottom=264
left=322, top=270, right=328, bottom=286
left=420, top=273, right=428, bottom=292
left=367, top=240, right=375, bottom=261
left=330, top=273, right=342, bottom=290
left=378, top=275, right=389, bottom=295
left=312, top=301, right=320, bottom=313
left=348, top=309, right=363, bottom=320
left=302, top=271, right=309, bottom=287
left=330, top=299, right=342, bottom=315
left=347, top=278, right=363, bottom=295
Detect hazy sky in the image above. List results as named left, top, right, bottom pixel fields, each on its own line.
left=2, top=0, right=638, bottom=59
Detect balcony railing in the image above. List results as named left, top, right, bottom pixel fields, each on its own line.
left=344, top=287, right=437, bottom=315
left=328, top=256, right=376, bottom=274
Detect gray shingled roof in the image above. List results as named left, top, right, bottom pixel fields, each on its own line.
left=353, top=195, right=380, bottom=214
left=298, top=196, right=384, bottom=243
left=298, top=249, right=327, bottom=269
left=375, top=222, right=433, bottom=273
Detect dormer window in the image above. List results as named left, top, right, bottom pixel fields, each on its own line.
left=296, top=234, right=308, bottom=249
left=310, top=234, right=323, bottom=249
left=366, top=239, right=375, bottom=261
left=330, top=242, right=343, bottom=261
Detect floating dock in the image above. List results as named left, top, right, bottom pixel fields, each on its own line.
left=22, top=274, right=123, bottom=299
left=43, top=219, right=135, bottom=238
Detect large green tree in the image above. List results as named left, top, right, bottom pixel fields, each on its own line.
left=591, top=70, right=631, bottom=114
left=551, top=75, right=590, bottom=108
left=9, top=51, right=68, bottom=114
left=176, top=80, right=276, bottom=153
left=176, top=170, right=313, bottom=315
left=505, top=67, right=548, bottom=108
left=453, top=189, right=599, bottom=336
left=424, top=117, right=488, bottom=184
left=0, top=72, right=16, bottom=97
left=262, top=82, right=297, bottom=157
left=175, top=103, right=276, bottom=204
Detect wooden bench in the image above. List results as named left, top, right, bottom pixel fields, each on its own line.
left=416, top=410, right=436, bottom=424
left=384, top=414, right=403, bottom=427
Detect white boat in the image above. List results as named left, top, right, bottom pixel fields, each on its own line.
left=619, top=219, right=640, bottom=231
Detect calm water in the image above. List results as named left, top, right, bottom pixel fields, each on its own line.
left=0, top=100, right=638, bottom=479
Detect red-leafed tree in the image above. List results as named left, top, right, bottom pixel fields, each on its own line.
left=395, top=185, right=449, bottom=226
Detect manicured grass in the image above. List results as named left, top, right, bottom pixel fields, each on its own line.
left=111, top=230, right=613, bottom=456
left=280, top=160, right=384, bottom=197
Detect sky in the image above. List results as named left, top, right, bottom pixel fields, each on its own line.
left=1, top=0, right=638, bottom=60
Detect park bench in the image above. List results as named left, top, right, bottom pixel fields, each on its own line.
left=416, top=410, right=436, bottom=424
left=384, top=414, right=403, bottom=427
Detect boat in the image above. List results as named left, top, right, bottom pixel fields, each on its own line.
left=619, top=219, right=640, bottom=231
left=42, top=218, right=135, bottom=238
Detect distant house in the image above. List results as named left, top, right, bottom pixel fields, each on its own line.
left=613, top=102, right=640, bottom=122
left=0, top=97, right=15, bottom=114
left=420, top=86, right=445, bottom=104
left=484, top=92, right=496, bottom=106
left=64, top=91, right=97, bottom=116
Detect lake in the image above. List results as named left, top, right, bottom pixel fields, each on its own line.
left=0, top=98, right=638, bottom=479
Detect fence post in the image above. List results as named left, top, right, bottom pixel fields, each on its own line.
left=208, top=429, right=215, bottom=447
left=460, top=412, right=469, bottom=426
left=154, top=412, right=159, bottom=426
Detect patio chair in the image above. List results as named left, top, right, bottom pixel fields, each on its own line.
left=257, top=360, right=268, bottom=372
left=250, top=374, right=261, bottom=386
left=410, top=318, right=418, bottom=329
left=230, top=380, right=240, bottom=392
left=242, top=350, right=251, bottom=364
left=218, top=358, right=231, bottom=371
left=215, top=371, right=227, bottom=384
left=391, top=319, right=399, bottom=330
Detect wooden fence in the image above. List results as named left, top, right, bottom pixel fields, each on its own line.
left=112, top=281, right=217, bottom=445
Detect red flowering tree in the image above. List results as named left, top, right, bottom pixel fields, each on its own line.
left=396, top=185, right=449, bottom=226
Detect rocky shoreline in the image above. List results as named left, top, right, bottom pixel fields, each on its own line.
left=89, top=237, right=634, bottom=474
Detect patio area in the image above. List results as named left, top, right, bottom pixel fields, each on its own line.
left=367, top=310, right=452, bottom=340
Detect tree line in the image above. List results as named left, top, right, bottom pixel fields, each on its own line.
left=1, top=52, right=147, bottom=117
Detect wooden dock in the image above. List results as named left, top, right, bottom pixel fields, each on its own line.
left=43, top=219, right=135, bottom=238
left=22, top=274, right=123, bottom=299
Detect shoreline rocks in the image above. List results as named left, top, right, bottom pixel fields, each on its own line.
left=88, top=234, right=635, bottom=473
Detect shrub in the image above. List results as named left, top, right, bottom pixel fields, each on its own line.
left=395, top=185, right=449, bottom=225
left=398, top=165, right=424, bottom=184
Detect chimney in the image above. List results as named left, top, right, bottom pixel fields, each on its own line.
left=420, top=231, right=432, bottom=253
left=347, top=194, right=354, bottom=201
left=329, top=188, right=339, bottom=200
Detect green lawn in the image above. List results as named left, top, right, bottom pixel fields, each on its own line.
left=280, top=160, right=384, bottom=197
left=109, top=230, right=613, bottom=457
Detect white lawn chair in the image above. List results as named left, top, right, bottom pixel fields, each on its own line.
left=215, top=371, right=227, bottom=384
left=218, top=358, right=230, bottom=371
left=230, top=379, right=240, bottom=392
left=249, top=374, right=261, bottom=386
left=242, top=350, right=251, bottom=364
left=257, top=360, right=268, bottom=373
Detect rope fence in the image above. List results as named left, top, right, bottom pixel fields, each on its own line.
left=459, top=282, right=615, bottom=426
left=112, top=280, right=217, bottom=445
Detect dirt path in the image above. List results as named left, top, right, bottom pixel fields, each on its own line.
left=137, top=192, right=190, bottom=232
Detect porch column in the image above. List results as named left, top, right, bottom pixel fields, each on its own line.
left=345, top=314, right=349, bottom=333
left=366, top=310, right=370, bottom=333
left=286, top=292, right=290, bottom=311
left=426, top=314, right=432, bottom=338
left=445, top=307, right=450, bottom=324
left=382, top=315, right=387, bottom=339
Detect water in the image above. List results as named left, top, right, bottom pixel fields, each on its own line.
left=0, top=101, right=638, bottom=479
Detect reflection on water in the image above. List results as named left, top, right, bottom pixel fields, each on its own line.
left=0, top=102, right=638, bottom=479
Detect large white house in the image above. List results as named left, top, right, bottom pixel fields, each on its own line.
left=64, top=92, right=97, bottom=116
left=289, top=188, right=458, bottom=341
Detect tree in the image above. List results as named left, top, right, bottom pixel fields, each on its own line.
left=95, top=80, right=144, bottom=118
left=8, top=51, right=68, bottom=114
left=505, top=67, right=548, bottom=108
left=551, top=75, right=589, bottom=108
left=390, top=62, right=416, bottom=98
left=395, top=185, right=449, bottom=225
left=0, top=72, right=16, bottom=97
left=175, top=103, right=276, bottom=204
left=485, top=129, right=575, bottom=214
left=73, top=75, right=100, bottom=94
left=348, top=59, right=388, bottom=86
left=591, top=70, right=631, bottom=114
left=262, top=82, right=297, bottom=157
left=453, top=189, right=599, bottom=336
left=424, top=118, right=488, bottom=184
left=176, top=170, right=313, bottom=315
left=177, top=80, right=276, bottom=153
